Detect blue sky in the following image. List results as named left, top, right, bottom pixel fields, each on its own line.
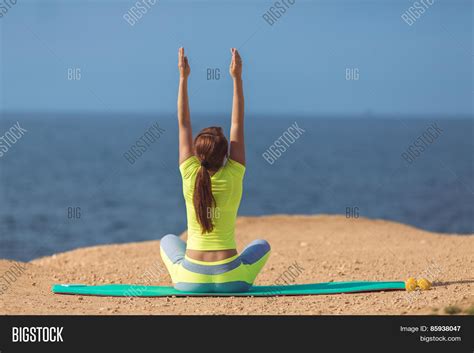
left=0, top=0, right=472, bottom=116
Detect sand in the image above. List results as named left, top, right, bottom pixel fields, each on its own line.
left=0, top=215, right=472, bottom=315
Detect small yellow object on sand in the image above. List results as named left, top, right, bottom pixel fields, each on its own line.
left=405, top=277, right=417, bottom=292
left=417, top=278, right=432, bottom=290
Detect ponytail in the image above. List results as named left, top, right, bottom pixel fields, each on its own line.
left=192, top=126, right=228, bottom=234
left=193, top=165, right=216, bottom=233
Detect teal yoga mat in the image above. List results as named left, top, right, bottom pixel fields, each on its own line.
left=52, top=281, right=406, bottom=297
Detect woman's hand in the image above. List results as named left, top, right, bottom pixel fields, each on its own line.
left=229, top=48, right=242, bottom=80
left=178, top=47, right=190, bottom=79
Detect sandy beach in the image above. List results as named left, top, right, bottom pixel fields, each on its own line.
left=1, top=215, right=472, bottom=315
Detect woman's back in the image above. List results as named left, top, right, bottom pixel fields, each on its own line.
left=180, top=156, right=246, bottom=251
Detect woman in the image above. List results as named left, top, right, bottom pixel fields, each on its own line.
left=159, top=47, right=271, bottom=293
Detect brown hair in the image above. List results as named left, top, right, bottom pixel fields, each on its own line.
left=193, top=127, right=228, bottom=233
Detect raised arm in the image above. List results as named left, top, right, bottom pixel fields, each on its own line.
left=229, top=48, right=245, bottom=165
left=177, top=47, right=194, bottom=164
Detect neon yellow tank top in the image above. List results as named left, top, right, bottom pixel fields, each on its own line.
left=179, top=156, right=245, bottom=251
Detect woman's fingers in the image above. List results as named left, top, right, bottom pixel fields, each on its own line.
left=178, top=47, right=190, bottom=78
left=229, top=47, right=242, bottom=77
left=179, top=47, right=185, bottom=67
left=231, top=48, right=242, bottom=65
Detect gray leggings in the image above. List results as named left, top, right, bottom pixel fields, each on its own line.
left=160, top=234, right=271, bottom=292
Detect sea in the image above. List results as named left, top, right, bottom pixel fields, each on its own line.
left=0, top=114, right=472, bottom=261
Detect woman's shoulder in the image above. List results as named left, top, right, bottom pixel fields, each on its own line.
left=223, top=158, right=246, bottom=177
left=179, top=156, right=200, bottom=178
